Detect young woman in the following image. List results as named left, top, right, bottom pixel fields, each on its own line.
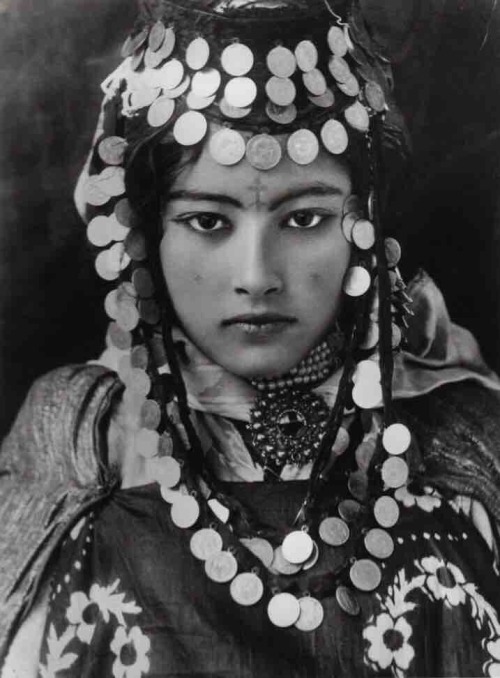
left=2, top=0, right=500, bottom=676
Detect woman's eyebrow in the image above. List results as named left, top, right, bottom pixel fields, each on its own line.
left=269, top=184, right=343, bottom=211
left=167, top=189, right=242, bottom=208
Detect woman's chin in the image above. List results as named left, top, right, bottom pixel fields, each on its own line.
left=217, top=352, right=302, bottom=381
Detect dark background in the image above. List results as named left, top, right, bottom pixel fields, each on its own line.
left=1, top=0, right=500, bottom=439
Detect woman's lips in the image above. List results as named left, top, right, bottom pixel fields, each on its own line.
left=222, top=314, right=297, bottom=337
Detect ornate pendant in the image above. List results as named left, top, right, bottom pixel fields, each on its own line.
left=248, top=388, right=329, bottom=470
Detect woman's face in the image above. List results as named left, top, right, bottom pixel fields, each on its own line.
left=161, top=135, right=352, bottom=379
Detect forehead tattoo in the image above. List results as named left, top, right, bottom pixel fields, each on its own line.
left=247, top=175, right=267, bottom=208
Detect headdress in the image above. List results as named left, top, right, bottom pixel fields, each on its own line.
left=76, top=0, right=416, bottom=630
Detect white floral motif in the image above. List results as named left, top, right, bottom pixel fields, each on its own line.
left=66, top=580, right=142, bottom=643
left=417, top=556, right=466, bottom=607
left=394, top=485, right=441, bottom=512
left=39, top=625, right=77, bottom=678
left=364, top=613, right=415, bottom=674
left=111, top=625, right=151, bottom=678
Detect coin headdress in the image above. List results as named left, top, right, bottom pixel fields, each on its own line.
left=76, top=0, right=415, bottom=625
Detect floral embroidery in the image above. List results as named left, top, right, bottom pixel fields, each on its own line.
left=364, top=613, right=415, bottom=673
left=111, top=626, right=151, bottom=678
left=363, top=557, right=500, bottom=677
left=417, top=556, right=466, bottom=607
left=40, top=579, right=147, bottom=678
left=394, top=485, right=441, bottom=512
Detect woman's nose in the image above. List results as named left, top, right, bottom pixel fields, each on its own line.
left=232, top=223, right=283, bottom=297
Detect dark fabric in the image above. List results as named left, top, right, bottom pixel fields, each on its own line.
left=37, top=481, right=500, bottom=677
left=1, top=364, right=500, bottom=670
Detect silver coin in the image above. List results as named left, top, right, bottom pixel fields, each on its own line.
left=286, top=129, right=319, bottom=165
left=159, top=431, right=174, bottom=457
left=209, top=128, right=246, bottom=166
left=392, top=323, right=403, bottom=349
left=353, top=359, right=381, bottom=384
left=95, top=250, right=119, bottom=281
left=338, top=74, right=360, bottom=97
left=97, top=167, right=125, bottom=197
left=145, top=46, right=166, bottom=69
left=138, top=299, right=160, bottom=325
left=224, top=77, right=257, bottom=108
left=308, top=89, right=335, bottom=108
left=190, top=528, right=223, bottom=561
left=328, top=55, right=351, bottom=83
left=104, top=290, right=118, bottom=320
left=132, top=268, right=154, bottom=298
left=341, top=212, right=358, bottom=242
left=302, top=540, right=319, bottom=570
left=163, top=76, right=191, bottom=99
left=352, top=380, right=383, bottom=409
left=208, top=497, right=230, bottom=524
left=343, top=266, right=371, bottom=297
left=130, top=48, right=145, bottom=72
left=85, top=177, right=109, bottom=207
left=303, top=69, right=327, bottom=96
left=221, top=42, right=254, bottom=76
left=159, top=26, right=176, bottom=60
left=108, top=214, right=129, bottom=242
left=98, top=136, right=127, bottom=166
left=294, top=40, right=318, bottom=72
left=335, top=585, right=360, bottom=616
left=320, top=119, right=348, bottom=155
left=140, top=399, right=162, bottom=430
left=338, top=499, right=363, bottom=522
left=355, top=440, right=376, bottom=472
left=359, top=323, right=379, bottom=351
left=186, top=37, right=210, bottom=71
left=373, top=495, right=400, bottom=528
left=282, top=530, right=314, bottom=564
left=240, top=537, right=274, bottom=568
left=154, top=456, right=182, bottom=488
left=148, top=20, right=166, bottom=52
left=344, top=102, right=370, bottom=133
left=271, top=546, right=302, bottom=575
left=266, top=45, right=296, bottom=78
left=114, top=198, right=134, bottom=228
left=204, top=550, right=238, bottom=583
left=265, top=76, right=296, bottom=107
left=348, top=470, right=369, bottom=502
left=365, top=81, right=386, bottom=112
left=123, top=367, right=151, bottom=397
left=384, top=237, right=402, bottom=267
left=186, top=91, right=216, bottom=110
left=121, top=27, right=148, bottom=58
left=267, top=592, right=300, bottom=627
left=382, top=423, right=411, bottom=456
left=108, top=322, right=132, bottom=350
left=265, top=101, right=297, bottom=125
left=327, top=25, right=348, bottom=56
left=365, top=528, right=395, bottom=560
left=295, top=596, right=324, bottom=632
left=192, top=68, right=222, bottom=98
left=87, top=216, right=113, bottom=247
left=349, top=558, right=382, bottom=592
left=319, top=516, right=350, bottom=546
left=230, top=572, right=264, bottom=606
left=245, top=134, right=282, bottom=170
left=147, top=96, right=175, bottom=127
left=116, top=303, right=139, bottom=332
left=352, top=219, right=375, bottom=250
left=219, top=97, right=252, bottom=119
left=171, top=495, right=200, bottom=529
left=158, top=59, right=184, bottom=90
left=124, top=229, right=147, bottom=261
left=173, top=111, right=208, bottom=146
left=135, top=428, right=160, bottom=459
left=381, top=457, right=409, bottom=489
left=160, top=486, right=181, bottom=504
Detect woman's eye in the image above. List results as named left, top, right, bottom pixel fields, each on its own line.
left=285, top=211, right=324, bottom=229
left=180, top=214, right=228, bottom=232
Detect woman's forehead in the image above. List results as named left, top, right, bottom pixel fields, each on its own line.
left=168, top=138, right=352, bottom=208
